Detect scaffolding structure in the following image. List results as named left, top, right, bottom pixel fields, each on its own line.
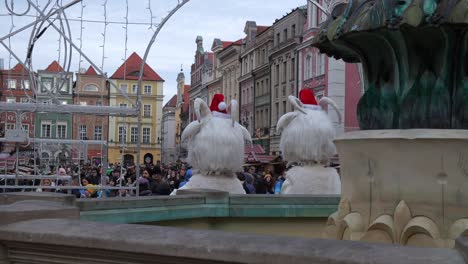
left=0, top=0, right=190, bottom=194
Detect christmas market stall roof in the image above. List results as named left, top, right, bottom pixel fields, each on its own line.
left=244, top=144, right=280, bottom=164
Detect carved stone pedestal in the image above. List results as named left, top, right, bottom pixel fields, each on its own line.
left=324, top=130, right=468, bottom=248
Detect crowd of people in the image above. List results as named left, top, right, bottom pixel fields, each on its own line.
left=1, top=162, right=287, bottom=197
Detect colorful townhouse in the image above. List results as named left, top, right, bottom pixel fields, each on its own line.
left=35, top=61, right=73, bottom=162
left=73, top=66, right=109, bottom=165
left=0, top=63, right=35, bottom=154
left=108, top=52, right=164, bottom=166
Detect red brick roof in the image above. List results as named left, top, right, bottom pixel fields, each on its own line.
left=257, top=26, right=270, bottom=35
left=11, top=63, right=28, bottom=73
left=44, top=61, right=63, bottom=72
left=244, top=144, right=266, bottom=155
left=164, top=95, right=177, bottom=108
left=84, top=66, right=98, bottom=75
left=222, top=41, right=233, bottom=48
left=224, top=39, right=243, bottom=49
left=110, top=52, right=164, bottom=81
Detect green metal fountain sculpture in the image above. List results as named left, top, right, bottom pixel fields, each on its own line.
left=312, top=0, right=467, bottom=129
left=312, top=0, right=468, bottom=247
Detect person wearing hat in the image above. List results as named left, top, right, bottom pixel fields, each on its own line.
left=275, top=89, right=342, bottom=195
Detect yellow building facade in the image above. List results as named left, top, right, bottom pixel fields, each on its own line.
left=108, top=52, right=164, bottom=166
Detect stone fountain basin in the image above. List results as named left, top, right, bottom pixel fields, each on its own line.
left=333, top=129, right=468, bottom=247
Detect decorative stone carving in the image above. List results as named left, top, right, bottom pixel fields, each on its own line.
left=322, top=130, right=468, bottom=248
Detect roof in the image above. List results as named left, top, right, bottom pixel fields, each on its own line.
left=222, top=41, right=234, bottom=48
left=44, top=61, right=63, bottom=72
left=257, top=26, right=270, bottom=35
left=273, top=6, right=307, bottom=25
left=11, top=63, right=28, bottom=73
left=110, top=52, right=164, bottom=81
left=164, top=95, right=177, bottom=108
left=245, top=153, right=279, bottom=164
left=244, top=144, right=266, bottom=155
left=84, top=66, right=98, bottom=75
left=224, top=39, right=243, bottom=49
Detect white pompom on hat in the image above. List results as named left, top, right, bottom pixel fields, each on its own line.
left=210, top=94, right=228, bottom=113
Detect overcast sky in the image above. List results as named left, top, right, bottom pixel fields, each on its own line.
left=0, top=0, right=306, bottom=104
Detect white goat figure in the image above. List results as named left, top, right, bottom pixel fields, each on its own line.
left=276, top=94, right=342, bottom=194
left=176, top=98, right=252, bottom=194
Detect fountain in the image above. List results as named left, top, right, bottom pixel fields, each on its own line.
left=312, top=0, right=468, bottom=247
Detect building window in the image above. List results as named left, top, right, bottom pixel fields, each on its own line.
left=283, top=101, right=287, bottom=115
left=6, top=123, right=15, bottom=130
left=6, top=97, right=15, bottom=103
left=84, top=84, right=99, bottom=92
left=292, top=24, right=296, bottom=37
left=21, top=97, right=29, bottom=103
left=275, top=103, right=279, bottom=122
left=284, top=28, right=288, bottom=41
left=305, top=54, right=312, bottom=79
left=317, top=54, right=325, bottom=76
left=80, top=102, right=87, bottom=106
left=143, top=105, right=151, bottom=117
left=7, top=79, right=16, bottom=89
left=132, top=84, right=138, bottom=94
left=276, top=33, right=280, bottom=45
left=120, top=83, right=128, bottom=93
left=119, top=103, right=127, bottom=108
left=58, top=78, right=69, bottom=92
left=79, top=125, right=87, bottom=140
left=142, top=127, right=150, bottom=144
left=144, top=85, right=152, bottom=95
left=118, top=126, right=127, bottom=143
left=41, top=122, right=51, bottom=138
left=291, top=58, right=295, bottom=80
left=41, top=77, right=53, bottom=92
left=275, top=64, right=280, bottom=85
left=96, top=101, right=102, bottom=106
left=94, top=126, right=102, bottom=140
left=57, top=123, right=67, bottom=139
left=283, top=61, right=287, bottom=83
left=315, top=90, right=324, bottom=100
left=130, top=127, right=138, bottom=143
left=21, top=124, right=29, bottom=135
left=22, top=80, right=30, bottom=89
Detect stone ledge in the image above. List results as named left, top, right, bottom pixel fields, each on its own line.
left=0, top=200, right=79, bottom=225
left=0, top=219, right=464, bottom=264
left=78, top=195, right=339, bottom=223
left=229, top=194, right=340, bottom=205
left=76, top=195, right=206, bottom=211
left=336, top=129, right=468, bottom=140
left=0, top=192, right=76, bottom=206
left=456, top=237, right=468, bottom=263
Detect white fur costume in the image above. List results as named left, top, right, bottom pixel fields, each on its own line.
left=277, top=95, right=341, bottom=195
left=175, top=98, right=251, bottom=194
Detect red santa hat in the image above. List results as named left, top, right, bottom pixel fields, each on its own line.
left=299, top=89, right=321, bottom=110
left=299, top=89, right=318, bottom=105
left=210, top=94, right=227, bottom=114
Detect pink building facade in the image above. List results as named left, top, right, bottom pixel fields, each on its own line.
left=297, top=1, right=362, bottom=134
